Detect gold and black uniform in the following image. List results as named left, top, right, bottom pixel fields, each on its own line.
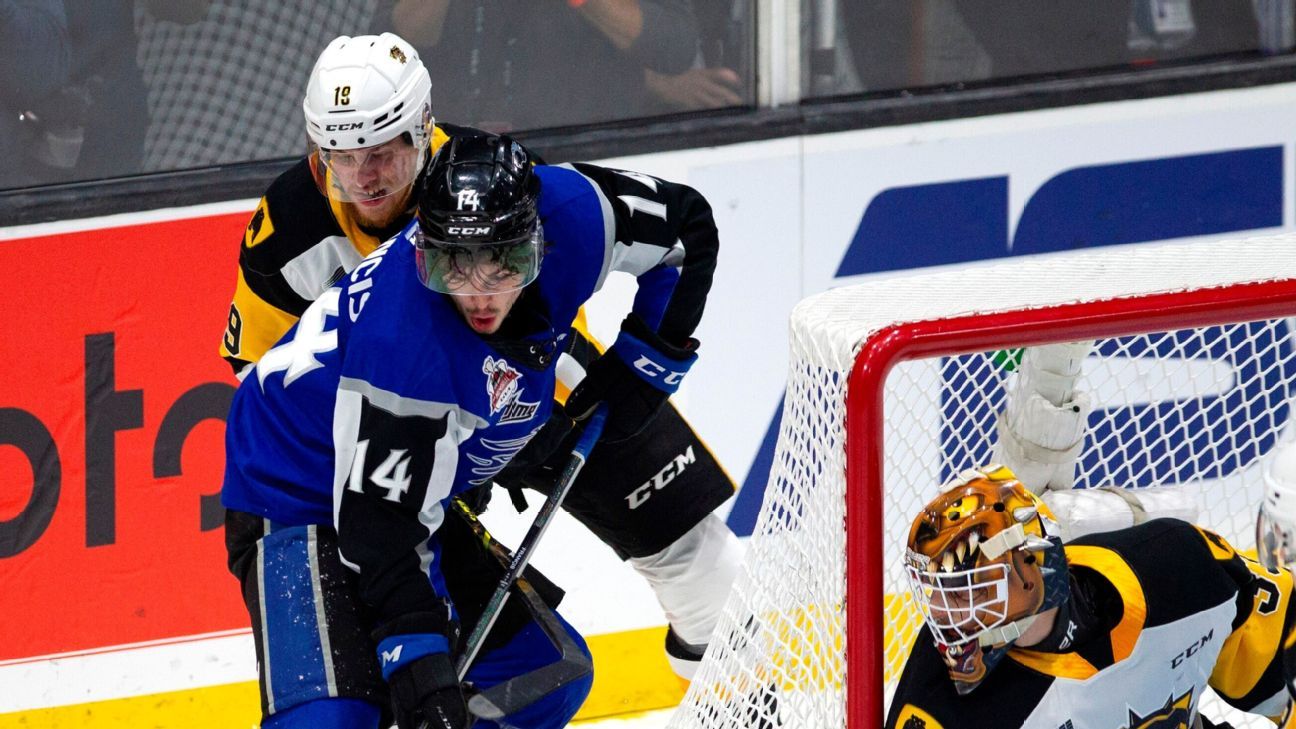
left=219, top=122, right=735, bottom=561
left=887, top=519, right=1294, bottom=729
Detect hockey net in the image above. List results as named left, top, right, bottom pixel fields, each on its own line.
left=670, top=236, right=1296, bottom=729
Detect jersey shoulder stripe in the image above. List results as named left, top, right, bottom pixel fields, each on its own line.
left=1071, top=518, right=1245, bottom=628
left=241, top=157, right=344, bottom=276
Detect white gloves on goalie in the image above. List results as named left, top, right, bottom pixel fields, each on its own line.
left=990, top=340, right=1197, bottom=542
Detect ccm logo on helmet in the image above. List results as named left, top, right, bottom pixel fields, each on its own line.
left=447, top=225, right=493, bottom=237
left=325, top=122, right=365, bottom=131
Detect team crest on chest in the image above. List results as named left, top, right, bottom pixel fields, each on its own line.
left=483, top=356, right=540, bottom=424
left=1120, top=689, right=1194, bottom=729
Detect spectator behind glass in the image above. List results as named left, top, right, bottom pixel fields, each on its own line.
left=840, top=0, right=1263, bottom=96
left=645, top=0, right=749, bottom=111
left=0, top=1, right=69, bottom=189
left=136, top=0, right=376, bottom=173
left=4, top=0, right=147, bottom=188
left=378, top=0, right=699, bottom=131
left=42, top=0, right=148, bottom=183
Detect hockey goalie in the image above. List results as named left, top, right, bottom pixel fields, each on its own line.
left=883, top=341, right=1295, bottom=729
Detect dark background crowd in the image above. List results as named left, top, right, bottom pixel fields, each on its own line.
left=2, top=0, right=1286, bottom=190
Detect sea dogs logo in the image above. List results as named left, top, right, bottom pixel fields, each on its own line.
left=484, top=356, right=522, bottom=414
left=483, top=356, right=539, bottom=424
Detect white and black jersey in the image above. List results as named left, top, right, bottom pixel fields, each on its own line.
left=887, top=519, right=1294, bottom=729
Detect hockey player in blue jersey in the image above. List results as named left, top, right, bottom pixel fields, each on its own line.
left=221, top=133, right=720, bottom=729
left=222, top=33, right=741, bottom=684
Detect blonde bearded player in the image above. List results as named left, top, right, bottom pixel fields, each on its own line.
left=886, top=465, right=1295, bottom=729
left=217, top=32, right=741, bottom=680
left=1255, top=438, right=1296, bottom=728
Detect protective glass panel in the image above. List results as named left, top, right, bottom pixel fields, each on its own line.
left=806, top=0, right=1294, bottom=100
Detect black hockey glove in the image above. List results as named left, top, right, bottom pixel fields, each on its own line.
left=565, top=313, right=698, bottom=444
left=387, top=652, right=468, bottom=729
left=374, top=611, right=467, bottom=729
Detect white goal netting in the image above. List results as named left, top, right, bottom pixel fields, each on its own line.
left=671, top=236, right=1296, bottom=729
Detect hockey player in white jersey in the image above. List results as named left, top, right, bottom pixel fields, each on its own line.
left=1257, top=438, right=1296, bottom=591
left=886, top=464, right=1294, bottom=729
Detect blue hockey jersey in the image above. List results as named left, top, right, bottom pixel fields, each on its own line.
left=222, top=162, right=718, bottom=625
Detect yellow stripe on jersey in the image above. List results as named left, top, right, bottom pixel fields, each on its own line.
left=219, top=267, right=301, bottom=369
left=1066, top=544, right=1148, bottom=661
left=1194, top=524, right=1240, bottom=561
left=1008, top=642, right=1100, bottom=680
left=1010, top=544, right=1147, bottom=679
left=430, top=123, right=451, bottom=154
left=557, top=309, right=605, bottom=403
left=1209, top=551, right=1293, bottom=701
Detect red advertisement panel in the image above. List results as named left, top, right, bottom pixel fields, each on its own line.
left=1, top=212, right=251, bottom=660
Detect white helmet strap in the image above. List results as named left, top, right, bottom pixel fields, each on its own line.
left=979, top=523, right=1027, bottom=560
left=977, top=612, right=1041, bottom=648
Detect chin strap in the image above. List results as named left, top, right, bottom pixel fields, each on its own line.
left=977, top=612, right=1042, bottom=648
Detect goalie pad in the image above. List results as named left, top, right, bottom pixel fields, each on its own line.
left=993, top=341, right=1094, bottom=493
left=1040, top=486, right=1199, bottom=542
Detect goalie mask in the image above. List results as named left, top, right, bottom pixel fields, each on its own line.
left=904, top=464, right=1070, bottom=695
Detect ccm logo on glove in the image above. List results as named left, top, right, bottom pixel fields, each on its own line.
left=610, top=323, right=697, bottom=394
left=631, top=354, right=688, bottom=387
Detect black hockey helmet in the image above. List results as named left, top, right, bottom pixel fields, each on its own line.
left=413, top=134, right=543, bottom=295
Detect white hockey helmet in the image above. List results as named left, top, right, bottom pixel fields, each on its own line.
left=303, top=33, right=433, bottom=205
left=1257, top=438, right=1296, bottom=572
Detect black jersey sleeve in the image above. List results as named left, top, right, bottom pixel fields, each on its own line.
left=568, top=161, right=719, bottom=346
left=220, top=158, right=346, bottom=376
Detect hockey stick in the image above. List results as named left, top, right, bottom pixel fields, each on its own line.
left=414, top=405, right=607, bottom=729
left=446, top=502, right=592, bottom=722
left=455, top=402, right=608, bottom=679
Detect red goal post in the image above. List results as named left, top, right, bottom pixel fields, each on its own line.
left=672, top=236, right=1296, bottom=729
